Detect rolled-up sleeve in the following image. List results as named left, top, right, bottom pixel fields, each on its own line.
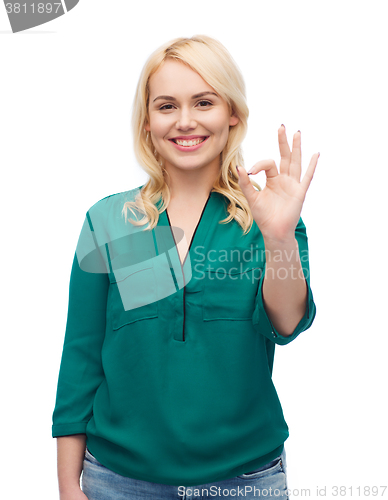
left=252, top=217, right=316, bottom=346
left=52, top=211, right=110, bottom=437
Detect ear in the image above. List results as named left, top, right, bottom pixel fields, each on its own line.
left=229, top=113, right=239, bottom=127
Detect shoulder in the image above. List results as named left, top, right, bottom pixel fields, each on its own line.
left=81, top=185, right=145, bottom=236
left=86, top=185, right=145, bottom=217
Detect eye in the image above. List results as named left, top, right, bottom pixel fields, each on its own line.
left=158, top=100, right=213, bottom=111
left=197, top=100, right=212, bottom=107
left=159, top=104, right=174, bottom=111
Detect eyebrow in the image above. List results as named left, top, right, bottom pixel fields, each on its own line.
left=152, top=91, right=218, bottom=103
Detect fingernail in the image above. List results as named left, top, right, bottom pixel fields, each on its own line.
left=297, top=130, right=301, bottom=133
left=281, top=124, right=285, bottom=129
left=247, top=173, right=252, bottom=176
left=317, top=152, right=320, bottom=158
left=236, top=166, right=240, bottom=176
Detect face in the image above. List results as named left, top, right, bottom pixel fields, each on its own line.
left=145, top=59, right=239, bottom=176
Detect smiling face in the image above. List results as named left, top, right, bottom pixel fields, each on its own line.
left=145, top=59, right=239, bottom=177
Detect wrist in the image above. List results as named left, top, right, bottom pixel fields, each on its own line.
left=262, top=234, right=297, bottom=249
left=262, top=236, right=300, bottom=267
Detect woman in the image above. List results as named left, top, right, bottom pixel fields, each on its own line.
left=52, top=34, right=319, bottom=499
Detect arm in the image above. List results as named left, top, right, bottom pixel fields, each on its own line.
left=52, top=209, right=110, bottom=495
left=236, top=125, right=319, bottom=341
left=262, top=235, right=307, bottom=337
left=52, top=242, right=109, bottom=437
left=57, top=435, right=87, bottom=497
left=252, top=217, right=316, bottom=345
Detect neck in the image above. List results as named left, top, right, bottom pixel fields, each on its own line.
left=164, top=158, right=220, bottom=204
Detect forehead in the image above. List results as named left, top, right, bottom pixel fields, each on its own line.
left=148, top=59, right=214, bottom=97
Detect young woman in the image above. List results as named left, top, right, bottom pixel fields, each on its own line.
left=52, top=34, right=319, bottom=500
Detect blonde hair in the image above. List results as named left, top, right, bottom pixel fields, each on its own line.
left=122, top=34, right=261, bottom=235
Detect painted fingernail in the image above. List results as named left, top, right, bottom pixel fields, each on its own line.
left=317, top=152, right=320, bottom=158
left=236, top=166, right=240, bottom=175
left=247, top=173, right=252, bottom=176
left=281, top=124, right=285, bottom=129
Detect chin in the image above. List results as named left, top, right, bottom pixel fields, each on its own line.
left=174, top=159, right=213, bottom=170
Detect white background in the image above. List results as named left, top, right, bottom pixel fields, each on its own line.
left=1, top=1, right=387, bottom=498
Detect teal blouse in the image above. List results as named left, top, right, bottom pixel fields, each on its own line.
left=52, top=185, right=316, bottom=486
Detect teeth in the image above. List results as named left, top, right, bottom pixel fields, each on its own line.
left=175, top=137, right=206, bottom=147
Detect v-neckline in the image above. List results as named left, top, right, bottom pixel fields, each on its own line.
left=165, top=190, right=213, bottom=268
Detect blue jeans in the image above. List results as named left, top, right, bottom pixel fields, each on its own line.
left=81, top=447, right=289, bottom=499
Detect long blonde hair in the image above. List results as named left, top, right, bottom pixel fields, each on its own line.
left=122, top=34, right=261, bottom=235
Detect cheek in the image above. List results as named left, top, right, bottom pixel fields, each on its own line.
left=207, top=111, right=231, bottom=136
left=148, top=115, right=169, bottom=139
left=150, top=124, right=164, bottom=139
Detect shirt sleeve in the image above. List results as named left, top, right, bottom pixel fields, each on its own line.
left=52, top=211, right=110, bottom=437
left=252, top=217, right=316, bottom=346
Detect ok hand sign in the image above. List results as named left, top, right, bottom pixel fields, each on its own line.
left=237, top=125, right=320, bottom=242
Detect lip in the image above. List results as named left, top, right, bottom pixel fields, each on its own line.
left=170, top=135, right=208, bottom=140
left=168, top=136, right=209, bottom=152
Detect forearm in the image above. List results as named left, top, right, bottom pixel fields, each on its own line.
left=57, top=434, right=86, bottom=494
left=262, top=236, right=307, bottom=337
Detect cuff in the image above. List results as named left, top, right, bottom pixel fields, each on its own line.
left=252, top=271, right=316, bottom=346
left=52, top=422, right=88, bottom=438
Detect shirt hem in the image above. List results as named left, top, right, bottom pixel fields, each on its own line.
left=85, top=434, right=286, bottom=486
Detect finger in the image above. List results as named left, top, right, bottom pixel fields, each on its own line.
left=247, top=159, right=278, bottom=179
left=237, top=166, right=263, bottom=207
left=301, top=152, right=320, bottom=193
left=289, top=131, right=302, bottom=181
left=278, top=125, right=291, bottom=175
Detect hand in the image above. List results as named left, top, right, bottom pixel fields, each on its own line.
left=237, top=125, right=319, bottom=242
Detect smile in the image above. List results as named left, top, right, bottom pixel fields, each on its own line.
left=169, top=136, right=209, bottom=151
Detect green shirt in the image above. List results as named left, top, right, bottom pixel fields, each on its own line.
left=52, top=185, right=316, bottom=486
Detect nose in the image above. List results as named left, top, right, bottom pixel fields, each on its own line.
left=176, top=106, right=197, bottom=131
